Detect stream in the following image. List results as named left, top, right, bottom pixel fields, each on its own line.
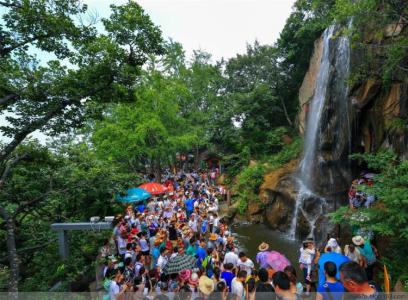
left=232, top=223, right=301, bottom=274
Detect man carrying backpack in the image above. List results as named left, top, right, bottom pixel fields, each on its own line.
left=317, top=261, right=345, bottom=300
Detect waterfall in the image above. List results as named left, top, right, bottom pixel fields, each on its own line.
left=289, top=23, right=351, bottom=240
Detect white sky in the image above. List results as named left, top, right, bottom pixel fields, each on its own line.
left=86, top=0, right=296, bottom=61
left=0, top=0, right=295, bottom=143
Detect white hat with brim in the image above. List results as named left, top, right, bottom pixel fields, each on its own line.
left=352, top=235, right=365, bottom=246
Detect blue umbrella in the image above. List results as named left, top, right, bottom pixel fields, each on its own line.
left=318, top=252, right=350, bottom=286
left=115, top=187, right=151, bottom=203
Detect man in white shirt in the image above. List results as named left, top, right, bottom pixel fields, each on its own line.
left=188, top=214, right=198, bottom=233
left=237, top=252, right=254, bottom=275
left=109, top=271, right=129, bottom=300
left=231, top=270, right=247, bottom=300
left=223, top=245, right=239, bottom=268
left=156, top=247, right=169, bottom=274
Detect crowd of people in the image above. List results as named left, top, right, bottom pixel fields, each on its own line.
left=98, top=170, right=384, bottom=300
left=348, top=173, right=377, bottom=210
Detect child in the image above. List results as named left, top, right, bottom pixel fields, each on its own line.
left=299, top=240, right=315, bottom=295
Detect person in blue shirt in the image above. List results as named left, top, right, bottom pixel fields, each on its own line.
left=317, top=261, right=345, bottom=300
left=221, top=263, right=235, bottom=292
left=196, top=238, right=207, bottom=268
left=137, top=202, right=146, bottom=213
left=201, top=217, right=209, bottom=234
left=184, top=197, right=194, bottom=218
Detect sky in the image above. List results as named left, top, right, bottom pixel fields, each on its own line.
left=85, top=0, right=296, bottom=61
left=1, top=0, right=296, bottom=143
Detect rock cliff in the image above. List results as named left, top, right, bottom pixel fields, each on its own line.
left=261, top=21, right=407, bottom=239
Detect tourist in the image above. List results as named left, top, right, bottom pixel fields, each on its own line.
left=237, top=252, right=254, bottom=276
left=352, top=236, right=377, bottom=281
left=109, top=270, right=130, bottom=300
left=256, top=242, right=270, bottom=269
left=299, top=240, right=315, bottom=295
left=157, top=247, right=169, bottom=274
left=199, top=275, right=215, bottom=298
left=197, top=238, right=208, bottom=268
left=284, top=265, right=303, bottom=295
left=255, top=268, right=275, bottom=300
left=272, top=271, right=298, bottom=300
left=231, top=270, right=247, bottom=300
left=344, top=244, right=363, bottom=265
left=202, top=248, right=216, bottom=277
left=339, top=261, right=380, bottom=299
left=316, top=261, right=345, bottom=300
left=223, top=245, right=239, bottom=268
left=325, top=238, right=342, bottom=254
left=221, top=263, right=235, bottom=292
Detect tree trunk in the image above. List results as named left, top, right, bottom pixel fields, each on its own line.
left=154, top=158, right=161, bottom=182
left=194, top=146, right=199, bottom=170
left=0, top=207, right=19, bottom=292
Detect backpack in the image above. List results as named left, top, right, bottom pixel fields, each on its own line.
left=102, top=279, right=111, bottom=300
left=202, top=255, right=214, bottom=277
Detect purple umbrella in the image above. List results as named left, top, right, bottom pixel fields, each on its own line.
left=266, top=251, right=291, bottom=271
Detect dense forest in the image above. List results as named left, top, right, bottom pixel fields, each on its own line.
left=0, top=0, right=407, bottom=292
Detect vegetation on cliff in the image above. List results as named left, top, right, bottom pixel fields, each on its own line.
left=330, top=151, right=408, bottom=286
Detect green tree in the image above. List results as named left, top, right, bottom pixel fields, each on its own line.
left=0, top=141, right=135, bottom=291
left=0, top=0, right=164, bottom=291
left=330, top=151, right=408, bottom=284
left=92, top=69, right=198, bottom=181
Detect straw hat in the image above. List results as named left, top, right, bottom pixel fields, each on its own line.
left=198, top=275, right=214, bottom=295
left=209, top=233, right=218, bottom=241
left=189, top=272, right=199, bottom=285
left=258, top=242, right=269, bottom=251
left=352, top=235, right=365, bottom=246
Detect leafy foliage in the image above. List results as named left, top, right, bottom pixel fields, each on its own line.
left=329, top=151, right=408, bottom=283
left=0, top=141, right=134, bottom=291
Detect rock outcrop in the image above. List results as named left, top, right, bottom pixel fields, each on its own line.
left=298, top=37, right=324, bottom=135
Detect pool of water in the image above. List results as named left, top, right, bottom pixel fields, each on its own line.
left=232, top=223, right=301, bottom=273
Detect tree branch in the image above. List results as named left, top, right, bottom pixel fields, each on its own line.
left=0, top=73, right=115, bottom=164
left=0, top=101, right=70, bottom=164
left=0, top=33, right=53, bottom=57
left=12, top=188, right=68, bottom=218
left=0, top=1, right=22, bottom=9
left=0, top=153, right=28, bottom=189
left=0, top=93, right=19, bottom=107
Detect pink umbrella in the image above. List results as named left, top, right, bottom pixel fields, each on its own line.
left=266, top=251, right=291, bottom=271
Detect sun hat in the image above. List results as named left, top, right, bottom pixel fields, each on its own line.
left=198, top=275, right=214, bottom=295
left=352, top=235, right=365, bottom=246
left=227, top=236, right=234, bottom=243
left=189, top=272, right=199, bottom=285
left=209, top=233, right=218, bottom=241
left=258, top=242, right=269, bottom=251
left=179, top=269, right=192, bottom=281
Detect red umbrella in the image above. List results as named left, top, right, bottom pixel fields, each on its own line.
left=139, top=182, right=167, bottom=195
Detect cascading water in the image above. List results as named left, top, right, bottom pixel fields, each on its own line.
left=289, top=23, right=351, bottom=240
